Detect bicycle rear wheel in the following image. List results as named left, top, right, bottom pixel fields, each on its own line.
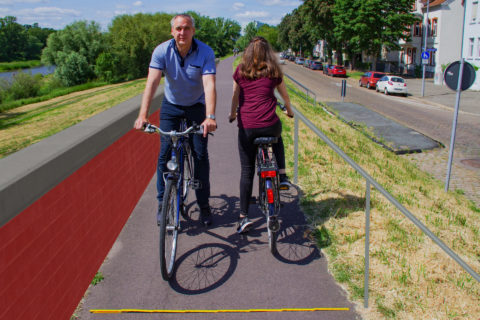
left=159, top=179, right=179, bottom=280
left=265, top=178, right=279, bottom=254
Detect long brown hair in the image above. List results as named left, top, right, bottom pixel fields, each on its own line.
left=239, top=36, right=283, bottom=79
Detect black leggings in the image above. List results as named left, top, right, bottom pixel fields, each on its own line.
left=238, top=121, right=285, bottom=215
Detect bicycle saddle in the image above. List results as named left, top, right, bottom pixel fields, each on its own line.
left=253, top=137, right=278, bottom=145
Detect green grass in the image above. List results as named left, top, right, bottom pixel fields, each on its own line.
left=0, top=60, right=42, bottom=72
left=278, top=79, right=480, bottom=319
left=0, top=81, right=109, bottom=113
left=347, top=70, right=365, bottom=80
left=91, top=272, right=104, bottom=286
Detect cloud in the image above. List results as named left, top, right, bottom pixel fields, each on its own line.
left=233, top=2, right=244, bottom=10
left=0, top=0, right=47, bottom=4
left=133, top=1, right=142, bottom=6
left=235, top=11, right=269, bottom=19
left=260, top=0, right=299, bottom=6
left=17, top=6, right=81, bottom=20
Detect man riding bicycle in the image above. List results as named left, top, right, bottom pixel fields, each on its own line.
left=134, top=13, right=217, bottom=227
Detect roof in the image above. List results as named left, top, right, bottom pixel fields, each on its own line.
left=421, top=0, right=447, bottom=8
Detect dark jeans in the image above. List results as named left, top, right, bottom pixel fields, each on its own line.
left=237, top=120, right=285, bottom=215
left=157, top=99, right=210, bottom=208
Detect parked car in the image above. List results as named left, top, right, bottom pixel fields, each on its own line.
left=327, top=65, right=346, bottom=77
left=295, top=57, right=305, bottom=65
left=359, top=71, right=386, bottom=89
left=303, top=59, right=311, bottom=68
left=376, top=75, right=408, bottom=96
left=278, top=53, right=286, bottom=65
left=310, top=61, right=323, bottom=70
left=288, top=55, right=295, bottom=61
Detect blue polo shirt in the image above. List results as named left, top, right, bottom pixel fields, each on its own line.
left=149, top=38, right=216, bottom=106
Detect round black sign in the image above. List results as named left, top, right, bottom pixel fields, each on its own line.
left=443, top=61, right=476, bottom=91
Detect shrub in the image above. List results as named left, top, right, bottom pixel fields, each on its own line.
left=54, top=52, right=91, bottom=86
left=8, top=72, right=42, bottom=100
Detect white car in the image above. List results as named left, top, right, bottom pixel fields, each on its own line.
left=376, top=75, right=408, bottom=96
left=278, top=53, right=286, bottom=65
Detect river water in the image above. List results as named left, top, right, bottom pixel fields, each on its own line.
left=0, top=65, right=56, bottom=81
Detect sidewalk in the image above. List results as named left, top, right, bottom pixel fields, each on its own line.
left=76, top=57, right=360, bottom=320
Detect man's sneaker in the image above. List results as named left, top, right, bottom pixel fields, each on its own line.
left=279, top=174, right=292, bottom=190
left=200, top=206, right=212, bottom=226
left=236, top=216, right=253, bottom=234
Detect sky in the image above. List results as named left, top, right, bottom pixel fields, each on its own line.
left=0, top=0, right=301, bottom=30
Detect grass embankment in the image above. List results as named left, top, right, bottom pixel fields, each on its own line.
left=0, top=79, right=146, bottom=158
left=279, top=80, right=480, bottom=319
left=0, top=60, right=42, bottom=72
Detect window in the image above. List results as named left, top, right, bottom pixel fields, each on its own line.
left=432, top=18, right=438, bottom=36
left=469, top=38, right=474, bottom=57
left=426, top=19, right=431, bottom=37
left=414, top=21, right=422, bottom=37
left=429, top=51, right=436, bottom=66
left=407, top=48, right=417, bottom=64
left=471, top=1, right=478, bottom=23
left=478, top=38, right=480, bottom=57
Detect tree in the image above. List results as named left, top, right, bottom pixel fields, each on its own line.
left=42, top=21, right=106, bottom=86
left=190, top=12, right=241, bottom=57
left=257, top=24, right=280, bottom=51
left=0, top=16, right=28, bottom=61
left=235, top=22, right=259, bottom=51
left=107, top=13, right=172, bottom=80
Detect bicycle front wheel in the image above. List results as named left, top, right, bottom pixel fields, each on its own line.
left=159, top=179, right=180, bottom=280
left=182, top=143, right=194, bottom=201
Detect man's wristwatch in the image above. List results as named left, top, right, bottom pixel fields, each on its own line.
left=207, top=114, right=216, bottom=120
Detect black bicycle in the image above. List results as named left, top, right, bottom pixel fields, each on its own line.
left=143, top=120, right=202, bottom=280
left=255, top=136, right=281, bottom=254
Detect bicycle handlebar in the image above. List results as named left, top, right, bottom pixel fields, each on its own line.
left=143, top=123, right=205, bottom=136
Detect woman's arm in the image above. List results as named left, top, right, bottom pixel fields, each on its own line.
left=229, top=81, right=240, bottom=122
left=277, top=79, right=294, bottom=118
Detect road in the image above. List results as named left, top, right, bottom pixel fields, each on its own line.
left=282, top=61, right=480, bottom=159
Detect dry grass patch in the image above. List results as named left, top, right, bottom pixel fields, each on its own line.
left=280, top=82, right=480, bottom=319
left=0, top=79, right=146, bottom=158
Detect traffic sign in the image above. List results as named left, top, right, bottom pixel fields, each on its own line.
left=421, top=51, right=429, bottom=59
left=422, top=59, right=429, bottom=65
left=444, top=61, right=476, bottom=91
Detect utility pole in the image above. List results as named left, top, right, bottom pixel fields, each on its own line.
left=421, top=0, right=430, bottom=97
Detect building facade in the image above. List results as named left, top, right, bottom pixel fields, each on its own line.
left=398, top=0, right=464, bottom=83
left=464, top=0, right=480, bottom=90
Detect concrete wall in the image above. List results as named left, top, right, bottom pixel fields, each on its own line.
left=464, top=0, right=480, bottom=90
left=0, top=88, right=163, bottom=319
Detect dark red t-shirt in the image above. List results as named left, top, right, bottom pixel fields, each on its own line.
left=233, top=65, right=282, bottom=129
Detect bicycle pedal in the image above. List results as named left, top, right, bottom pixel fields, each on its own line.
left=191, top=179, right=202, bottom=190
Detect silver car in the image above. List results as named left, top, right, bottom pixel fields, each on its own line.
left=376, top=75, right=408, bottom=97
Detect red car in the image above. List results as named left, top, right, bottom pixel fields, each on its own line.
left=359, top=71, right=386, bottom=89
left=327, top=65, right=346, bottom=77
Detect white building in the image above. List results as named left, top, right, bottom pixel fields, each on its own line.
left=464, top=0, right=480, bottom=90
left=398, top=0, right=464, bottom=83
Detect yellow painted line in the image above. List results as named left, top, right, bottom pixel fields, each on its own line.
left=90, top=307, right=349, bottom=314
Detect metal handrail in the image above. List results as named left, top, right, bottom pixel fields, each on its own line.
left=277, top=94, right=480, bottom=308
left=284, top=73, right=317, bottom=105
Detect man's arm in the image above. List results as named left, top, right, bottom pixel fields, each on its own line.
left=133, top=67, right=163, bottom=130
left=201, top=73, right=217, bottom=136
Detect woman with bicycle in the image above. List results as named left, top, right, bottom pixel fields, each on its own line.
left=229, top=36, right=294, bottom=233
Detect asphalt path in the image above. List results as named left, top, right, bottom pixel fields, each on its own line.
left=77, top=56, right=360, bottom=320
left=282, top=62, right=480, bottom=159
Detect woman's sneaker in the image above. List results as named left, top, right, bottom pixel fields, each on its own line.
left=236, top=217, right=253, bottom=234
left=279, top=174, right=292, bottom=190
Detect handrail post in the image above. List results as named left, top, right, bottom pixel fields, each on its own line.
left=364, top=180, right=371, bottom=308
left=294, top=115, right=299, bottom=184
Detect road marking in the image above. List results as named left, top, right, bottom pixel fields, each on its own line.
left=90, top=307, right=350, bottom=314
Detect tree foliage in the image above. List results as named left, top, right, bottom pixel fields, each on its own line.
left=0, top=16, right=54, bottom=62
left=278, top=0, right=417, bottom=66
left=106, top=13, right=172, bottom=80
left=42, top=21, right=106, bottom=86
